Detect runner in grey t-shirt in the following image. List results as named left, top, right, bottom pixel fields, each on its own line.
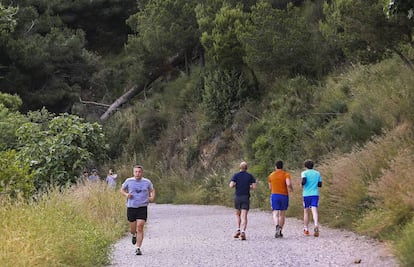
left=120, top=165, right=155, bottom=255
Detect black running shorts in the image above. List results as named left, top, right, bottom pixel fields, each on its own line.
left=234, top=195, right=250, bottom=210
left=127, top=206, right=148, bottom=222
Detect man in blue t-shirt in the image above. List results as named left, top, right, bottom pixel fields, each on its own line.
left=120, top=165, right=155, bottom=255
left=229, top=161, right=256, bottom=240
left=301, top=160, right=322, bottom=237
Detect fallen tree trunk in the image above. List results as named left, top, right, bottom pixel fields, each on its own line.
left=100, top=52, right=185, bottom=121
left=99, top=85, right=138, bottom=121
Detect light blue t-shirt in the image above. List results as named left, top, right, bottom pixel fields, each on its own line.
left=301, top=169, right=322, bottom=197
left=106, top=174, right=117, bottom=188
left=121, top=177, right=154, bottom=208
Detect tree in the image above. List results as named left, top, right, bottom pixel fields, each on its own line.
left=197, top=3, right=247, bottom=70
left=52, top=0, right=138, bottom=53
left=0, top=25, right=101, bottom=112
left=126, top=0, right=200, bottom=82
left=386, top=0, right=414, bottom=53
left=321, top=0, right=413, bottom=68
left=0, top=3, right=17, bottom=34
left=0, top=0, right=132, bottom=113
left=387, top=0, right=414, bottom=20
left=239, top=1, right=334, bottom=78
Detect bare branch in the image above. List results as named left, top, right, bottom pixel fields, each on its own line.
left=79, top=97, right=111, bottom=107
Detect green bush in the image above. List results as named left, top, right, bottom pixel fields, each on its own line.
left=141, top=112, right=168, bottom=145
left=0, top=105, right=28, bottom=151
left=202, top=68, right=250, bottom=127
left=0, top=150, right=34, bottom=198
left=16, top=112, right=107, bottom=191
left=0, top=92, right=22, bottom=111
left=200, top=170, right=233, bottom=206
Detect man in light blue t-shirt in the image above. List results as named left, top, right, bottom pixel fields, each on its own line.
left=120, top=165, right=155, bottom=255
left=301, top=160, right=322, bottom=237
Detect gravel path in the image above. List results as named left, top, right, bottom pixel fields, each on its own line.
left=109, top=204, right=398, bottom=267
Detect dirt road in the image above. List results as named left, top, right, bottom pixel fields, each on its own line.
left=109, top=204, right=398, bottom=267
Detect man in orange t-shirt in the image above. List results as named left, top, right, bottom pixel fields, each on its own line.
left=268, top=160, right=293, bottom=238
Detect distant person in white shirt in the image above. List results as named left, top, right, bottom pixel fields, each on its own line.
left=105, top=168, right=118, bottom=188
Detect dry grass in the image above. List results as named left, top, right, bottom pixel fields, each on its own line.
left=318, top=123, right=413, bottom=228
left=0, top=181, right=126, bottom=267
left=357, top=149, right=414, bottom=237
left=396, top=218, right=414, bottom=267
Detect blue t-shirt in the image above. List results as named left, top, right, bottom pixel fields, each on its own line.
left=106, top=174, right=117, bottom=188
left=121, top=177, right=154, bottom=208
left=231, top=171, right=256, bottom=196
left=301, top=169, right=322, bottom=197
left=88, top=174, right=99, bottom=182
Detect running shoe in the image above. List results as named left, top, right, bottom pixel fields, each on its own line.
left=304, top=229, right=310, bottom=236
left=135, top=248, right=142, bottom=255
left=132, top=234, right=137, bottom=245
left=314, top=227, right=319, bottom=237
left=275, top=225, right=281, bottom=238
left=240, top=232, right=246, bottom=240
left=233, top=230, right=241, bottom=238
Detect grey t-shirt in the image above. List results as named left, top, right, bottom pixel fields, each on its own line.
left=121, top=177, right=154, bottom=208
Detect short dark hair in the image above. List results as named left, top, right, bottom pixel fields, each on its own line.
left=275, top=160, right=283, bottom=169
left=133, top=165, right=143, bottom=171
left=304, top=160, right=314, bottom=169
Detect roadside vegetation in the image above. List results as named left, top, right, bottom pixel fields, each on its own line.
left=0, top=182, right=125, bottom=267
left=1, top=0, right=413, bottom=266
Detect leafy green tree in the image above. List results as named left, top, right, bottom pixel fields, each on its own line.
left=16, top=112, right=107, bottom=190
left=0, top=150, right=34, bottom=198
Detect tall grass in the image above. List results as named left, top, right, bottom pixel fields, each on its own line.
left=357, top=149, right=414, bottom=238
left=309, top=123, right=414, bottom=266
left=0, top=181, right=126, bottom=267
left=317, top=123, right=413, bottom=228
left=396, top=218, right=414, bottom=267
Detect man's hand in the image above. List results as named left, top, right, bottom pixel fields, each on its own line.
left=148, top=189, right=156, bottom=202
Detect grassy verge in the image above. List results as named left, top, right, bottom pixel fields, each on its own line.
left=0, top=182, right=126, bottom=267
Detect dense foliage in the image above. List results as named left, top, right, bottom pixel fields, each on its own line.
left=17, top=111, right=107, bottom=191
left=0, top=99, right=107, bottom=194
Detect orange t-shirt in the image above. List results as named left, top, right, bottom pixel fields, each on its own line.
left=268, top=169, right=291, bottom=195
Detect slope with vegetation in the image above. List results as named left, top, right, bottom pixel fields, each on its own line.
left=0, top=0, right=413, bottom=266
